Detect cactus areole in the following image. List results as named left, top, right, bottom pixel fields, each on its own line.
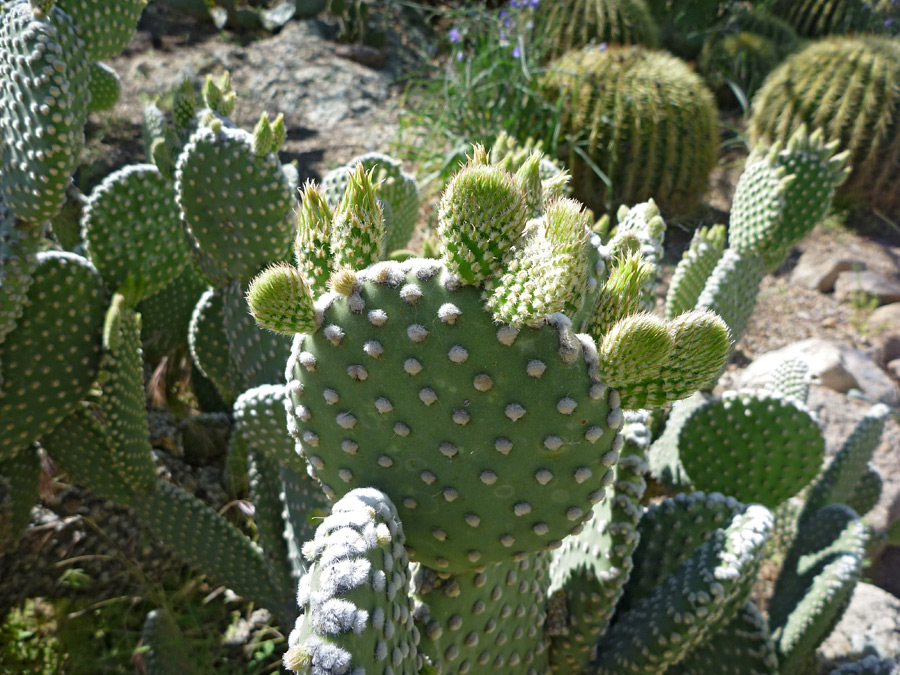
left=286, top=259, right=622, bottom=573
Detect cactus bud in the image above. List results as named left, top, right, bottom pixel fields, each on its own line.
left=246, top=263, right=317, bottom=335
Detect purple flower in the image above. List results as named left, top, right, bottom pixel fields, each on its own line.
left=886, top=17, right=894, bottom=25
left=449, top=28, right=461, bottom=43
left=512, top=45, right=521, bottom=58
left=456, top=51, right=465, bottom=62
left=600, top=41, right=608, bottom=51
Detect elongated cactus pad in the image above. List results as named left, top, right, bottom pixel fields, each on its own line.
left=546, top=410, right=650, bottom=672
left=414, top=554, right=551, bottom=674
left=695, top=248, right=765, bottom=345
left=750, top=38, right=899, bottom=215
left=0, top=0, right=91, bottom=222
left=82, top=164, right=190, bottom=300
left=284, top=488, right=423, bottom=674
left=541, top=45, right=718, bottom=217
left=86, top=61, right=120, bottom=113
left=665, top=224, right=726, bottom=320
left=176, top=124, right=294, bottom=285
left=0, top=251, right=108, bottom=459
left=55, top=0, right=146, bottom=60
left=534, top=0, right=658, bottom=61
left=286, top=258, right=621, bottom=572
left=593, top=504, right=773, bottom=674
left=677, top=389, right=824, bottom=508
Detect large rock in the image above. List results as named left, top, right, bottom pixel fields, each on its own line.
left=835, top=271, right=900, bottom=306
left=818, top=583, right=900, bottom=668
left=868, top=303, right=900, bottom=363
left=791, top=249, right=863, bottom=293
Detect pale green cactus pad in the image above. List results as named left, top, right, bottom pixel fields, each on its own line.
left=696, top=248, right=765, bottom=344
left=0, top=251, right=108, bottom=460
left=676, top=389, right=824, bottom=508
left=665, top=224, right=726, bottom=320
left=82, top=164, right=190, bottom=300
left=286, top=258, right=622, bottom=573
left=0, top=0, right=91, bottom=222
left=86, top=61, right=120, bottom=113
left=176, top=124, right=294, bottom=285
left=283, top=488, right=423, bottom=675
left=593, top=503, right=773, bottom=674
left=546, top=410, right=650, bottom=673
left=765, top=357, right=811, bottom=404
left=55, top=0, right=146, bottom=60
left=413, top=554, right=551, bottom=674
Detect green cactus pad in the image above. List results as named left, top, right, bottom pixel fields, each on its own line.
left=233, top=383, right=296, bottom=464
left=647, top=393, right=709, bottom=489
left=0, top=444, right=40, bottom=542
left=140, top=609, right=198, bottom=675
left=593, top=504, right=773, bottom=674
left=221, top=280, right=291, bottom=389
left=765, top=357, right=811, bottom=404
left=189, top=286, right=241, bottom=405
left=0, top=251, right=108, bottom=460
left=677, top=390, right=824, bottom=508
left=546, top=410, right=650, bottom=672
left=283, top=488, right=423, bottom=675
left=55, top=0, right=146, bottom=60
left=696, top=248, right=765, bottom=345
left=0, top=0, right=91, bottom=222
left=321, top=152, right=419, bottom=253
left=247, top=447, right=294, bottom=601
left=176, top=124, right=294, bottom=285
left=86, top=61, right=120, bottom=112
left=845, top=463, right=883, bottom=519
left=622, top=491, right=746, bottom=612
left=540, top=45, right=718, bottom=217
left=138, top=262, right=210, bottom=363
left=800, top=403, right=890, bottom=523
left=769, top=504, right=868, bottom=673
left=0, top=214, right=42, bottom=351
left=750, top=38, right=897, bottom=214
left=50, top=184, right=87, bottom=251
left=667, top=600, right=779, bottom=674
left=99, top=295, right=157, bottom=493
left=41, top=406, right=136, bottom=505
left=280, top=459, right=330, bottom=575
left=729, top=126, right=848, bottom=271
left=665, top=224, right=726, bottom=320
left=534, top=0, right=658, bottom=61
left=83, top=163, right=190, bottom=300
left=286, top=258, right=622, bottom=573
left=609, top=200, right=666, bottom=310
left=414, top=554, right=551, bottom=674
left=133, top=478, right=289, bottom=617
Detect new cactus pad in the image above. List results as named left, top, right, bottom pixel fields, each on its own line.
left=750, top=37, right=900, bottom=216
left=541, top=45, right=718, bottom=217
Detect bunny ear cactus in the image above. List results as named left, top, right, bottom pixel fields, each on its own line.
left=0, top=212, right=43, bottom=353
left=86, top=61, right=121, bottom=113
left=533, top=0, right=659, bottom=61
left=54, top=0, right=146, bottom=60
left=0, top=0, right=91, bottom=222
left=540, top=45, right=719, bottom=218
left=750, top=37, right=900, bottom=216
left=665, top=224, right=726, bottom=320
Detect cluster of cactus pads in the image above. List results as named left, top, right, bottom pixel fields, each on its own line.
left=1, top=0, right=897, bottom=672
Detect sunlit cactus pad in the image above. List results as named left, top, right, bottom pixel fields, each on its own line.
left=82, top=164, right=189, bottom=299
left=0, top=251, right=108, bottom=460
left=176, top=124, right=294, bottom=285
left=287, top=258, right=623, bottom=573
left=0, top=0, right=91, bottom=222
left=676, top=389, right=824, bottom=508
left=414, top=553, right=551, bottom=673
left=55, top=0, right=146, bottom=60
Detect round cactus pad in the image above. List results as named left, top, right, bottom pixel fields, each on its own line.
left=55, top=0, right=147, bottom=60
left=0, top=252, right=108, bottom=459
left=83, top=164, right=190, bottom=300
left=0, top=0, right=91, bottom=222
left=678, top=390, right=824, bottom=508
left=287, top=259, right=622, bottom=573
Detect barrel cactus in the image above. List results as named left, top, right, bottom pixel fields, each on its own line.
left=541, top=45, right=719, bottom=218
left=750, top=37, right=900, bottom=216
left=533, top=0, right=658, bottom=61
left=768, top=0, right=874, bottom=36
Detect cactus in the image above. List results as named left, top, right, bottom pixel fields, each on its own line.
left=86, top=61, right=121, bottom=113
left=54, top=0, right=146, bottom=60
left=750, top=37, right=900, bottom=216
left=541, top=45, right=719, bottom=217
left=533, top=0, right=659, bottom=61
left=768, top=0, right=873, bottom=36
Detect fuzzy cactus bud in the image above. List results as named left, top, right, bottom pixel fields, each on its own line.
left=514, top=152, right=544, bottom=217
left=437, top=163, right=528, bottom=285
left=294, top=181, right=334, bottom=295
left=246, top=263, right=317, bottom=335
left=330, top=164, right=385, bottom=271
left=588, top=251, right=654, bottom=340
left=252, top=112, right=275, bottom=157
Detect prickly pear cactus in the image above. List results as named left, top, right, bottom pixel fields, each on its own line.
left=86, top=61, right=121, bottom=113
left=55, top=0, right=147, bottom=60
